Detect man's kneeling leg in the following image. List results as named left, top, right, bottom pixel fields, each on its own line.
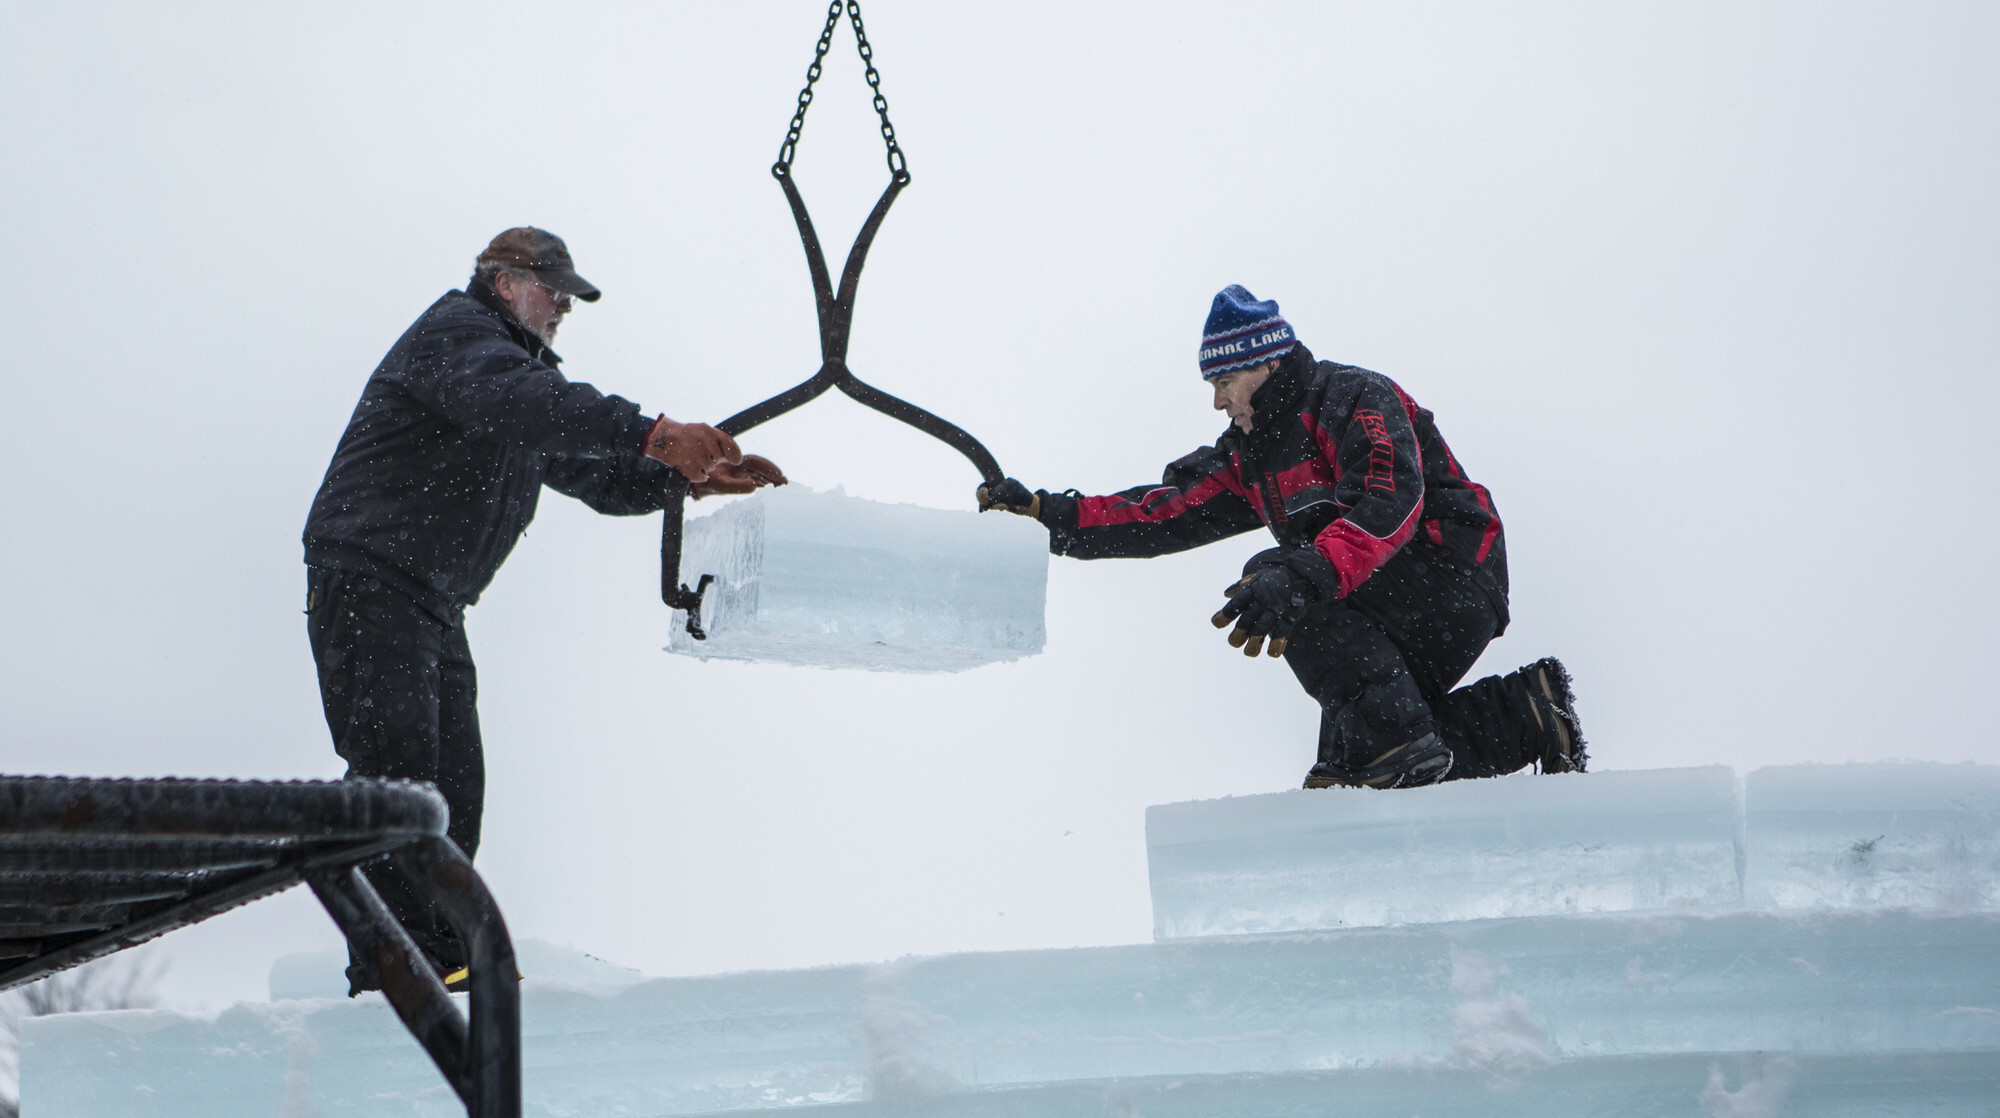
left=1432, top=657, right=1587, bottom=779
left=1286, top=606, right=1453, bottom=789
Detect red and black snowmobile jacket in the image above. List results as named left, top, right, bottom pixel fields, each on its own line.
left=1039, top=344, right=1509, bottom=627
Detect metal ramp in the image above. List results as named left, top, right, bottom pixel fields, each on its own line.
left=0, top=775, right=520, bottom=1118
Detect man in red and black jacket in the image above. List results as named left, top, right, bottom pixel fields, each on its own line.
left=979, top=286, right=1584, bottom=789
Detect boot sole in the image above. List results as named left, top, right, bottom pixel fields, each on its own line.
left=1304, top=735, right=1453, bottom=789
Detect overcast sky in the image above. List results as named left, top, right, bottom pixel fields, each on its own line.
left=3, top=2, right=1996, bottom=1012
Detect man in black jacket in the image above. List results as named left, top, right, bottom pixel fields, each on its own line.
left=304, top=228, right=783, bottom=991
left=979, top=286, right=1583, bottom=790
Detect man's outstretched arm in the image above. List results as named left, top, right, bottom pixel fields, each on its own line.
left=545, top=421, right=787, bottom=514
left=978, top=444, right=1265, bottom=559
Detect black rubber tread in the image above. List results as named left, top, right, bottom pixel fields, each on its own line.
left=0, top=903, right=132, bottom=925
left=0, top=920, right=121, bottom=937
left=0, top=872, right=197, bottom=906
left=0, top=839, right=285, bottom=874
left=0, top=776, right=447, bottom=840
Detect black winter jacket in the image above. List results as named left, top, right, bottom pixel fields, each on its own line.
left=1041, top=344, right=1509, bottom=628
left=303, top=282, right=682, bottom=620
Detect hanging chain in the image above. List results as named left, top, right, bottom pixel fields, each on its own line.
left=773, top=0, right=908, bottom=182
left=846, top=1, right=908, bottom=181
left=774, top=1, right=841, bottom=174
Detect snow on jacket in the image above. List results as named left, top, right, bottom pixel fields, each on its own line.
left=304, top=281, right=682, bottom=620
left=1040, top=344, right=1509, bottom=624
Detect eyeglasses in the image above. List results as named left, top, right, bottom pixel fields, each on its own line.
left=531, top=277, right=572, bottom=308
left=511, top=270, right=571, bottom=308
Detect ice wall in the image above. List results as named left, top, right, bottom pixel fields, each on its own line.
left=667, top=486, right=1048, bottom=672
left=25, top=764, right=2000, bottom=1116
left=1147, top=762, right=2000, bottom=939
left=25, top=908, right=2000, bottom=1116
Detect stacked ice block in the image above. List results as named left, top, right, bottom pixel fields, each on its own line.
left=1144, top=765, right=1747, bottom=937
left=24, top=763, right=2000, bottom=1116
left=1143, top=762, right=2000, bottom=937
left=666, top=486, right=1050, bottom=672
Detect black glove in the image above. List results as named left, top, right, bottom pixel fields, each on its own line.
left=976, top=477, right=1042, bottom=518
left=1237, top=546, right=1290, bottom=580
left=1211, top=547, right=1341, bottom=658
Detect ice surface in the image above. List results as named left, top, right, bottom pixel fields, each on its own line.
left=1149, top=762, right=2000, bottom=939
left=26, top=764, right=2000, bottom=1116
left=24, top=909, right=2000, bottom=1115
left=666, top=486, right=1048, bottom=672
left=1147, top=767, right=1743, bottom=938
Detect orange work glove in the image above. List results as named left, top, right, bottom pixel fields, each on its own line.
left=690, top=455, right=789, bottom=499
left=643, top=416, right=742, bottom=482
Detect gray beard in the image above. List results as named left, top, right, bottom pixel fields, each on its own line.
left=501, top=292, right=560, bottom=345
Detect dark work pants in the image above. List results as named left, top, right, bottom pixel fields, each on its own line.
left=306, top=567, right=482, bottom=974
left=1281, top=549, right=1541, bottom=781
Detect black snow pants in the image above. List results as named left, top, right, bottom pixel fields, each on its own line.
left=1280, top=547, right=1545, bottom=781
left=306, top=567, right=483, bottom=982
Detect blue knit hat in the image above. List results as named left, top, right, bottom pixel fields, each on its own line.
left=1198, top=285, right=1298, bottom=380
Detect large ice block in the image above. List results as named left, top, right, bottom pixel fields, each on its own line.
left=1146, top=767, right=1744, bottom=938
left=667, top=486, right=1048, bottom=672
left=25, top=909, right=2000, bottom=1116
left=1744, top=761, right=2000, bottom=911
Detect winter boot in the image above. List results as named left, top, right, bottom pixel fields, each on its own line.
left=1525, top=656, right=1586, bottom=773
left=1304, top=730, right=1454, bottom=789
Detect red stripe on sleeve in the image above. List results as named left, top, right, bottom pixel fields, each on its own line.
left=1435, top=439, right=1502, bottom=565
left=1077, top=470, right=1240, bottom=528
left=1272, top=457, right=1339, bottom=500
left=1313, top=501, right=1420, bottom=596
left=1468, top=481, right=1500, bottom=563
